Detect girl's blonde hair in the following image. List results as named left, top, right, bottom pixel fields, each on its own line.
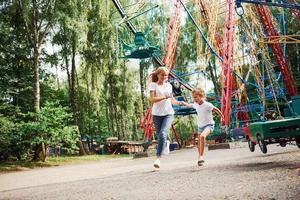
left=150, top=66, right=169, bottom=82
left=192, top=88, right=205, bottom=98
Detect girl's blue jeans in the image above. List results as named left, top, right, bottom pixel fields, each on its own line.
left=152, top=115, right=174, bottom=157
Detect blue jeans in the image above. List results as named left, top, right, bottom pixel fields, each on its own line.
left=153, top=115, right=174, bottom=157
left=198, top=124, right=215, bottom=134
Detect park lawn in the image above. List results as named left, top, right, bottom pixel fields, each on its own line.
left=0, top=154, right=131, bottom=173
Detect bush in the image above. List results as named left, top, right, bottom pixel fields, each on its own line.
left=0, top=102, right=80, bottom=161
left=0, top=116, right=16, bottom=160
left=174, top=116, right=197, bottom=147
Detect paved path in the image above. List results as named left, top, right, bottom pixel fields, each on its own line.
left=0, top=143, right=299, bottom=200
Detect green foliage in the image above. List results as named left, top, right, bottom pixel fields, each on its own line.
left=174, top=116, right=197, bottom=146
left=0, top=102, right=80, bottom=161
left=0, top=4, right=34, bottom=114
left=0, top=116, right=17, bottom=160
left=22, top=102, right=80, bottom=154
left=285, top=10, right=300, bottom=91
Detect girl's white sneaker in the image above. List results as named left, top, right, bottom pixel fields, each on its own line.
left=154, top=159, right=160, bottom=168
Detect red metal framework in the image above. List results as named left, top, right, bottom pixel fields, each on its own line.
left=197, top=0, right=209, bottom=26
left=288, top=0, right=300, bottom=20
left=140, top=108, right=155, bottom=140
left=196, top=0, right=223, bottom=54
left=255, top=4, right=298, bottom=96
left=221, top=0, right=235, bottom=127
left=163, top=0, right=182, bottom=71
left=140, top=0, right=182, bottom=142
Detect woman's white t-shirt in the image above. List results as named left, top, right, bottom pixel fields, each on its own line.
left=149, top=82, right=174, bottom=116
left=192, top=101, right=215, bottom=127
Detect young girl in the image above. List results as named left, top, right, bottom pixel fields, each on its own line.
left=182, top=88, right=223, bottom=166
left=149, top=66, right=184, bottom=168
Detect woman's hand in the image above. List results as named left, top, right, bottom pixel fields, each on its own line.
left=180, top=101, right=188, bottom=106
left=181, top=101, right=192, bottom=107
left=165, top=93, right=173, bottom=99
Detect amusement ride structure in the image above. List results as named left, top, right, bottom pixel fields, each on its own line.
left=112, top=0, right=300, bottom=153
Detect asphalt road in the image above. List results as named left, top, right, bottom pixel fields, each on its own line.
left=0, top=143, right=299, bottom=200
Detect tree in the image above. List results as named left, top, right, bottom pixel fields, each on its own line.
left=17, top=0, right=58, bottom=114
left=0, top=3, right=34, bottom=114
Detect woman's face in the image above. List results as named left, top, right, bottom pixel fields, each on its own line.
left=157, top=70, right=168, bottom=82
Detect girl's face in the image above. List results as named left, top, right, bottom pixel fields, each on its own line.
left=157, top=70, right=168, bottom=82
left=192, top=94, right=204, bottom=104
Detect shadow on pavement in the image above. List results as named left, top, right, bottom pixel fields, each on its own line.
left=257, top=149, right=299, bottom=157
left=227, top=161, right=300, bottom=172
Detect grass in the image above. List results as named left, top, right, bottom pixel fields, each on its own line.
left=0, top=154, right=131, bottom=173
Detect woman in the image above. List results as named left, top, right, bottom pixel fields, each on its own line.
left=149, top=66, right=184, bottom=168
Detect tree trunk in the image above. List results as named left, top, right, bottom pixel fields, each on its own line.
left=33, top=46, right=40, bottom=113
left=139, top=61, right=146, bottom=114
left=39, top=142, right=47, bottom=162
left=70, top=42, right=77, bottom=121
left=121, top=110, right=125, bottom=139
left=122, top=62, right=129, bottom=139
left=55, top=64, right=60, bottom=90
left=108, top=74, right=115, bottom=136
left=33, top=142, right=47, bottom=162
left=32, top=0, right=40, bottom=114
left=70, top=36, right=87, bottom=155
left=113, top=96, right=120, bottom=139
left=86, top=78, right=92, bottom=153
left=107, top=50, right=116, bottom=137
left=32, top=0, right=43, bottom=161
left=78, top=141, right=87, bottom=155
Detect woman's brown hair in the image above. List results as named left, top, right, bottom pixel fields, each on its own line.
left=150, top=67, right=169, bottom=82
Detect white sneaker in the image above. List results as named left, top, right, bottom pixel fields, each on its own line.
left=198, top=156, right=205, bottom=166
left=154, top=159, right=160, bottom=168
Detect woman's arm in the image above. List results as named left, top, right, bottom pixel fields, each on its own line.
left=149, top=91, right=172, bottom=104
left=171, top=97, right=184, bottom=106
left=171, top=98, right=193, bottom=107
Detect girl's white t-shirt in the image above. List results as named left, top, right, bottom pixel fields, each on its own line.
left=192, top=101, right=215, bottom=127
left=149, top=82, right=174, bottom=116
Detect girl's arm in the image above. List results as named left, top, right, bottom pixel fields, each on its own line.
left=213, top=107, right=224, bottom=119
left=149, top=91, right=172, bottom=104
left=171, top=97, right=188, bottom=106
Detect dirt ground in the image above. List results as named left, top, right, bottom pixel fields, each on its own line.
left=0, top=143, right=299, bottom=200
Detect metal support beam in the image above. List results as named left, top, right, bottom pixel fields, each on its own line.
left=255, top=5, right=298, bottom=96
left=237, top=0, right=300, bottom=9
left=119, top=5, right=159, bottom=25
left=178, top=0, right=223, bottom=61
left=288, top=0, right=300, bottom=20
left=221, top=0, right=235, bottom=128
left=260, top=35, right=300, bottom=44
